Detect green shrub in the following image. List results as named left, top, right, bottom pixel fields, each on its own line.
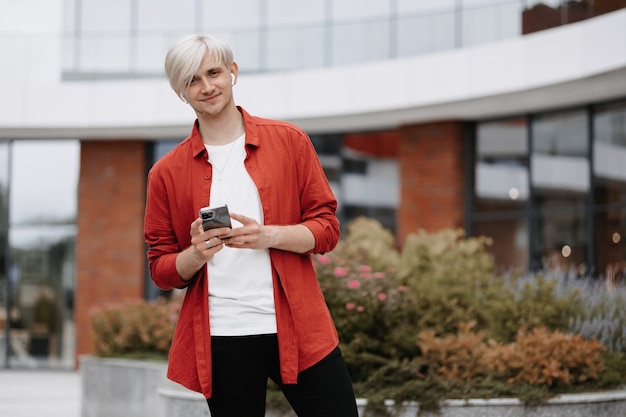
left=90, top=216, right=626, bottom=414
left=313, top=217, right=626, bottom=412
left=91, top=296, right=180, bottom=359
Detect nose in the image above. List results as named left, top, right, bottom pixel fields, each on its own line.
left=198, top=77, right=213, bottom=92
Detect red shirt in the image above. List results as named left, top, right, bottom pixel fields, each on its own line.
left=144, top=107, right=341, bottom=398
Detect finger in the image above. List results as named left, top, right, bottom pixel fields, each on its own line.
left=203, top=236, right=222, bottom=249
left=229, top=212, right=253, bottom=225
left=190, top=218, right=204, bottom=235
left=202, top=226, right=232, bottom=240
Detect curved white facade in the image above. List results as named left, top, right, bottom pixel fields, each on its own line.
left=1, top=1, right=625, bottom=139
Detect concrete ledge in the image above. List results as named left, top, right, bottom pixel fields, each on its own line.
left=158, top=387, right=208, bottom=417
left=381, top=388, right=626, bottom=417
left=83, top=357, right=626, bottom=417
left=159, top=385, right=626, bottom=417
left=80, top=356, right=168, bottom=417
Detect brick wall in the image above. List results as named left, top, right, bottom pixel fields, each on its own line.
left=397, top=121, right=465, bottom=246
left=75, top=141, right=147, bottom=360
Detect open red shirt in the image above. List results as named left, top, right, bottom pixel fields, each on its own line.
left=144, top=107, right=341, bottom=398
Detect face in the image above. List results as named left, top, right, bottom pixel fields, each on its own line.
left=182, top=53, right=238, bottom=119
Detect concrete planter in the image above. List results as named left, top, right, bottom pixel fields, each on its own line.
left=375, top=390, right=626, bottom=417
left=80, top=356, right=168, bottom=417
left=158, top=386, right=626, bottom=417
left=81, top=357, right=626, bottom=417
left=157, top=386, right=208, bottom=417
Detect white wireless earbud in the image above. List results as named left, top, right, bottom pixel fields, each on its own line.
left=231, top=74, right=236, bottom=85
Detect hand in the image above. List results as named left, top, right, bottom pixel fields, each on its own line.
left=222, top=213, right=274, bottom=250
left=189, top=217, right=231, bottom=257
left=176, top=218, right=232, bottom=281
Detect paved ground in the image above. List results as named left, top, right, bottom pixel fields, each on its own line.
left=0, top=369, right=80, bottom=417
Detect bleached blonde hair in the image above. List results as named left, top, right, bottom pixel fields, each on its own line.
left=164, top=34, right=234, bottom=101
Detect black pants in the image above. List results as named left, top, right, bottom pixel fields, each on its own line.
left=207, top=334, right=359, bottom=417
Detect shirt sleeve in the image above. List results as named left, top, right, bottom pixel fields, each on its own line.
left=295, top=130, right=341, bottom=255
left=144, top=168, right=191, bottom=290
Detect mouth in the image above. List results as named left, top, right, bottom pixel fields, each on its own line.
left=201, top=93, right=220, bottom=102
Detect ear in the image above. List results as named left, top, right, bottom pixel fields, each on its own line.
left=229, top=62, right=239, bottom=86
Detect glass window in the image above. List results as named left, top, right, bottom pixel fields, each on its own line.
left=266, top=26, right=325, bottom=71
left=135, top=34, right=172, bottom=73
left=309, top=134, right=342, bottom=200
left=6, top=140, right=79, bottom=368
left=10, top=141, right=79, bottom=225
left=0, top=141, right=9, bottom=324
left=332, top=19, right=391, bottom=66
left=531, top=109, right=589, bottom=272
left=341, top=149, right=399, bottom=233
left=593, top=100, right=626, bottom=278
left=144, top=140, right=179, bottom=301
left=524, top=0, right=562, bottom=8
left=397, top=10, right=455, bottom=56
left=473, top=118, right=529, bottom=272
left=153, top=140, right=180, bottom=163
left=332, top=0, right=391, bottom=21
left=397, top=0, right=456, bottom=14
left=462, top=1, right=521, bottom=47
left=137, top=0, right=195, bottom=32
left=221, top=30, right=263, bottom=73
left=77, top=35, right=132, bottom=72
left=202, top=0, right=261, bottom=29
left=267, top=0, right=326, bottom=26
left=81, top=0, right=131, bottom=33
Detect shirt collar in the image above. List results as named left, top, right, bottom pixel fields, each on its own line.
left=190, top=106, right=259, bottom=158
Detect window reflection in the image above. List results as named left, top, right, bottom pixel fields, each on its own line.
left=594, top=100, right=626, bottom=279
left=397, top=11, right=455, bottom=55
left=2, top=140, right=78, bottom=368
left=63, top=0, right=528, bottom=76
left=531, top=110, right=589, bottom=272
left=10, top=141, right=79, bottom=225
left=473, top=118, right=529, bottom=272
left=463, top=1, right=521, bottom=46
left=332, top=20, right=391, bottom=66
left=267, top=26, right=325, bottom=71
left=0, top=141, right=9, bottom=336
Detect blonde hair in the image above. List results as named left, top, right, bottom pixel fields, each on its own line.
left=164, top=34, right=234, bottom=101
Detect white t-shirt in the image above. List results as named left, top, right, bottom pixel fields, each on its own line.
left=205, top=134, right=277, bottom=336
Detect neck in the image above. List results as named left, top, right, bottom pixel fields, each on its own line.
left=198, top=106, right=244, bottom=146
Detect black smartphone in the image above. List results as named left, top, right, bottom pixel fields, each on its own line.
left=199, top=204, right=232, bottom=231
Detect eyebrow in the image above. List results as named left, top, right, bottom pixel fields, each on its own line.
left=192, top=66, right=223, bottom=78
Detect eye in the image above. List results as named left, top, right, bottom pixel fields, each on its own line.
left=189, top=76, right=198, bottom=84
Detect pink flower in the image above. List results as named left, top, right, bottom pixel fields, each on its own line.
left=317, top=255, right=331, bottom=264
left=373, top=272, right=386, bottom=279
left=334, top=267, right=348, bottom=277
left=397, top=285, right=409, bottom=292
left=347, top=280, right=361, bottom=289
left=357, top=265, right=372, bottom=272
left=346, top=303, right=356, bottom=311
left=360, top=272, right=373, bottom=280
left=377, top=293, right=387, bottom=301
left=356, top=305, right=365, bottom=312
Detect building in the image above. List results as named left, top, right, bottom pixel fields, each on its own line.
left=1, top=0, right=625, bottom=369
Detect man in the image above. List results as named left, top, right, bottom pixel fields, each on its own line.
left=144, top=34, right=358, bottom=417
